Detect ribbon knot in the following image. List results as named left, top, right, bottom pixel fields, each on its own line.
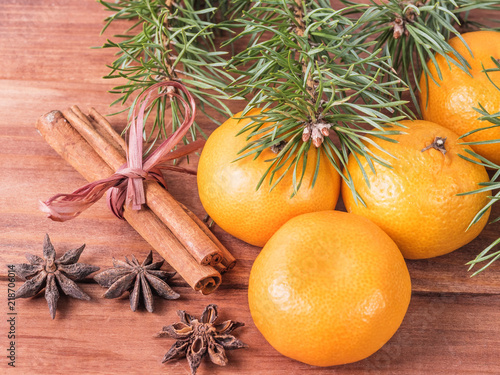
left=40, top=81, right=204, bottom=222
left=117, top=167, right=149, bottom=180
left=106, top=165, right=166, bottom=220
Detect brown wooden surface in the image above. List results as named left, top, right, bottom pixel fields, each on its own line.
left=1, top=1, right=500, bottom=374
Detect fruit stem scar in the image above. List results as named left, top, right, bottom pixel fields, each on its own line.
left=421, top=137, right=447, bottom=155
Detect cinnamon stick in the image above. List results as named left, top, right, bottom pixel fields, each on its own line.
left=63, top=106, right=223, bottom=267
left=72, top=106, right=235, bottom=270
left=36, top=110, right=221, bottom=294
left=86, top=108, right=236, bottom=269
left=90, top=111, right=236, bottom=269
left=177, top=202, right=236, bottom=271
left=87, top=107, right=127, bottom=152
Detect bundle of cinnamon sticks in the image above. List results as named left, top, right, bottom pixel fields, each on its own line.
left=36, top=106, right=235, bottom=295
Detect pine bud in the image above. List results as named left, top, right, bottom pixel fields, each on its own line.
left=302, top=126, right=311, bottom=142
left=312, top=128, right=323, bottom=148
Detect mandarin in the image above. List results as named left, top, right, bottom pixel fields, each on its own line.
left=248, top=210, right=411, bottom=367
left=420, top=31, right=500, bottom=164
left=342, top=119, right=490, bottom=259
left=197, top=109, right=341, bottom=247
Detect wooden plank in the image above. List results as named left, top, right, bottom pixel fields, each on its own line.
left=2, top=283, right=500, bottom=374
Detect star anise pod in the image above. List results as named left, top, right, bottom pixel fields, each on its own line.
left=93, top=251, right=179, bottom=312
left=12, top=234, right=99, bottom=319
left=155, top=304, right=247, bottom=375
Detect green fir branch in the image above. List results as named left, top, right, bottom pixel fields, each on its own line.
left=459, top=146, right=500, bottom=275
left=457, top=61, right=500, bottom=275
left=98, top=0, right=241, bottom=147
left=225, top=0, right=411, bottom=201
left=340, top=0, right=500, bottom=115
left=461, top=161, right=500, bottom=275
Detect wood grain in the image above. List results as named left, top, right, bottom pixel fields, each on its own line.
left=1, top=1, right=500, bottom=374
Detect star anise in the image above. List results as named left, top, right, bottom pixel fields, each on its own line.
left=155, top=304, right=247, bottom=375
left=93, top=251, right=179, bottom=312
left=13, top=234, right=99, bottom=319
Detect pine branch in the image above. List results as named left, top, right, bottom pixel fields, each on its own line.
left=292, top=0, right=316, bottom=100
left=457, top=62, right=500, bottom=275
left=226, top=0, right=410, bottom=199
left=462, top=165, right=500, bottom=275
left=340, top=0, right=500, bottom=115
left=98, top=0, right=241, bottom=148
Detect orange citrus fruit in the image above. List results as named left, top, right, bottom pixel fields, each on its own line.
left=342, top=119, right=490, bottom=259
left=420, top=31, right=500, bottom=164
left=197, top=109, right=341, bottom=247
left=248, top=210, right=411, bottom=367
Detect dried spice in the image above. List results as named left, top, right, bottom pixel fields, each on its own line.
left=37, top=107, right=226, bottom=295
left=13, top=234, right=99, bottom=319
left=155, top=304, right=247, bottom=375
left=94, top=251, right=179, bottom=312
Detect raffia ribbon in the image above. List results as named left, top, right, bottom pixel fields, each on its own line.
left=40, top=81, right=204, bottom=222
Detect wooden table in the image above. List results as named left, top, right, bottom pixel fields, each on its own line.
left=1, top=1, right=499, bottom=374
